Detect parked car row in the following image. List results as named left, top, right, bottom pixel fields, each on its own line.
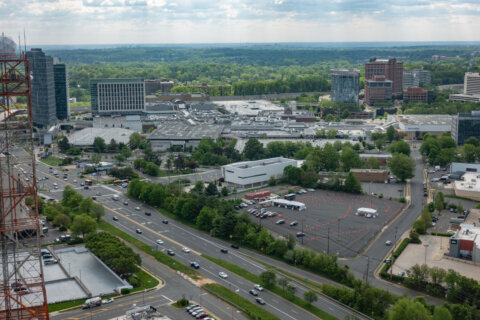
left=41, top=248, right=58, bottom=265
left=185, top=304, right=214, bottom=319
left=247, top=207, right=278, bottom=219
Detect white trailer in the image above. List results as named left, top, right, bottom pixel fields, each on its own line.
left=355, top=207, right=378, bottom=218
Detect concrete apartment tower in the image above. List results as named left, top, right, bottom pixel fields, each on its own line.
left=26, top=48, right=57, bottom=128
left=330, top=69, right=360, bottom=104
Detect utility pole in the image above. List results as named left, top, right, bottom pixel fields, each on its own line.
left=327, top=227, right=330, bottom=255
left=301, top=219, right=304, bottom=245
left=365, top=256, right=370, bottom=284
left=391, top=226, right=398, bottom=280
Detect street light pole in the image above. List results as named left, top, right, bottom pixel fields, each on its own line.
left=424, top=244, right=429, bottom=265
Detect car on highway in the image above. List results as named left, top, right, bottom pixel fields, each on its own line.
left=182, top=247, right=190, bottom=253
left=91, top=196, right=97, bottom=200
left=307, top=188, right=315, bottom=192
left=112, top=216, right=119, bottom=221
left=296, top=232, right=306, bottom=237
left=136, top=229, right=142, bottom=234
left=220, top=248, right=228, bottom=254
left=249, top=289, right=258, bottom=296
left=135, top=207, right=140, bottom=211
left=231, top=244, right=239, bottom=249
left=123, top=201, right=128, bottom=205
left=385, top=240, right=392, bottom=246
left=191, top=261, right=200, bottom=269
left=276, top=219, right=285, bottom=225
left=83, top=186, right=89, bottom=190
left=218, top=272, right=228, bottom=279
left=289, top=221, right=298, bottom=227
left=167, top=249, right=175, bottom=256
left=54, top=185, right=59, bottom=189
left=156, top=239, right=164, bottom=245
left=80, top=182, right=84, bottom=186
left=255, top=297, right=266, bottom=305
left=253, top=284, right=263, bottom=291
left=73, top=179, right=77, bottom=183
left=162, top=219, right=169, bottom=224
left=145, top=212, right=151, bottom=216
left=102, top=298, right=114, bottom=304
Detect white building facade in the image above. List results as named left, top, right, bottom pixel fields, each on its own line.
left=222, top=157, right=297, bottom=189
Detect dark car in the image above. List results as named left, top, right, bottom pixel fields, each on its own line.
left=162, top=219, right=168, bottom=224
left=191, top=262, right=200, bottom=269
left=167, top=249, right=175, bottom=256
left=145, top=212, right=151, bottom=216
left=83, top=186, right=89, bottom=190
left=136, top=229, right=142, bottom=234
left=231, top=244, right=239, bottom=249
left=255, top=297, right=266, bottom=305
left=113, top=216, right=119, bottom=221
left=92, top=196, right=97, bottom=200
left=296, top=232, right=306, bottom=237
left=220, top=248, right=228, bottom=254
left=289, top=221, right=298, bottom=227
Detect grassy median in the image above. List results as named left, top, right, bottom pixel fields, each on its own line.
left=202, top=254, right=338, bottom=320
left=203, top=283, right=280, bottom=320
left=99, top=221, right=201, bottom=279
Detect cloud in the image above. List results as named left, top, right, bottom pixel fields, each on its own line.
left=0, top=0, right=479, bottom=44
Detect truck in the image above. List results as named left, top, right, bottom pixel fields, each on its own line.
left=112, top=195, right=120, bottom=201
left=82, top=297, right=102, bottom=309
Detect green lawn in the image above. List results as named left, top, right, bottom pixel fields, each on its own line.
left=40, top=156, right=63, bottom=166
left=202, top=254, right=338, bottom=320
left=203, top=283, right=280, bottom=320
left=48, top=298, right=86, bottom=313
left=99, top=221, right=201, bottom=279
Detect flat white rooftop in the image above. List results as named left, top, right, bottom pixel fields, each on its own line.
left=455, top=172, right=480, bottom=192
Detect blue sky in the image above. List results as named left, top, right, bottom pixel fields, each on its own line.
left=0, top=0, right=479, bottom=44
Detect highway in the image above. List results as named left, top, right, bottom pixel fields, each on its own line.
left=25, top=155, right=325, bottom=320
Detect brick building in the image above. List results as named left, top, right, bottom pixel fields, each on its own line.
left=350, top=169, right=390, bottom=183
left=365, top=57, right=403, bottom=95
left=364, top=75, right=392, bottom=105
left=403, top=88, right=433, bottom=103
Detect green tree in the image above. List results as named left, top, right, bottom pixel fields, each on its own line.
left=260, top=270, right=276, bottom=289
left=221, top=186, right=229, bottom=197
left=388, top=141, right=411, bottom=156
left=388, top=298, right=431, bottom=320
left=326, top=129, right=337, bottom=139
left=268, top=176, right=277, bottom=186
left=205, top=182, right=218, bottom=196
left=387, top=126, right=395, bottom=142
left=129, top=132, right=142, bottom=149
left=71, top=214, right=97, bottom=237
left=462, top=144, right=477, bottom=163
left=91, top=203, right=105, bottom=222
left=344, top=172, right=362, bottom=194
left=52, top=213, right=70, bottom=229
left=91, top=154, right=102, bottom=166
left=434, top=192, right=445, bottom=213
left=433, top=306, right=452, bottom=320
left=366, top=156, right=380, bottom=169
left=286, top=284, right=297, bottom=299
left=388, top=153, right=415, bottom=182
left=341, top=147, right=362, bottom=171
left=303, top=290, right=318, bottom=305
left=278, top=278, right=288, bottom=291
left=144, top=162, right=160, bottom=176
left=243, top=138, right=264, bottom=160
left=323, top=143, right=340, bottom=171
left=464, top=137, right=480, bottom=147
left=93, top=136, right=106, bottom=153
left=58, top=136, right=70, bottom=153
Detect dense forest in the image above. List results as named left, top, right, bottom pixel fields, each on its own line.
left=46, top=45, right=480, bottom=99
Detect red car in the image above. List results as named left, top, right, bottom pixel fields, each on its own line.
left=196, top=314, right=208, bottom=319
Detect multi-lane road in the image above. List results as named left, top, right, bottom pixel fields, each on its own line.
left=20, top=145, right=439, bottom=319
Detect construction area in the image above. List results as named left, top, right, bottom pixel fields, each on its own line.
left=1, top=35, right=49, bottom=318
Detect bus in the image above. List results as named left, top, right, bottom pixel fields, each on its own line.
left=284, top=193, right=296, bottom=201
left=84, top=179, right=93, bottom=186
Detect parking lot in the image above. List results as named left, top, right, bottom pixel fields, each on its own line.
left=243, top=189, right=404, bottom=258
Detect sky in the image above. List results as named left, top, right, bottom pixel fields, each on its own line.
left=0, top=0, right=479, bottom=45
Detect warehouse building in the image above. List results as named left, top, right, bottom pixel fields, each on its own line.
left=222, top=157, right=297, bottom=189
left=395, top=114, right=453, bottom=139
left=454, top=172, right=480, bottom=201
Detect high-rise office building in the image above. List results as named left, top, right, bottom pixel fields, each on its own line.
left=364, top=75, right=392, bottom=105
left=403, top=69, right=432, bottom=90
left=464, top=72, right=480, bottom=95
left=365, top=57, right=403, bottom=95
left=452, top=111, right=480, bottom=145
left=26, top=48, right=56, bottom=128
left=53, top=63, right=70, bottom=120
left=330, top=69, right=360, bottom=104
left=91, top=78, right=145, bottom=115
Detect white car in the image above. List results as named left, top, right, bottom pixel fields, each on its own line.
left=73, top=179, right=77, bottom=183
left=219, top=272, right=228, bottom=279
left=253, top=284, right=264, bottom=291
left=135, top=207, right=140, bottom=211
left=102, top=298, right=114, bottom=304
left=156, top=239, right=164, bottom=245
left=385, top=240, right=392, bottom=246
left=182, top=247, right=190, bottom=253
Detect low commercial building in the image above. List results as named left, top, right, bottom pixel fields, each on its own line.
left=403, top=88, right=433, bottom=103
left=359, top=153, right=392, bottom=165
left=147, top=121, right=224, bottom=151
left=449, top=94, right=480, bottom=103
left=395, top=114, right=453, bottom=139
left=350, top=169, right=390, bottom=183
left=93, top=115, right=142, bottom=131
left=280, top=110, right=315, bottom=122
left=222, top=157, right=297, bottom=189
left=449, top=224, right=480, bottom=262
left=450, top=162, right=480, bottom=174
left=68, top=127, right=135, bottom=147
left=454, top=172, right=480, bottom=201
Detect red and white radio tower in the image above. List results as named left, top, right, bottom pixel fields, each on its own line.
left=0, top=34, right=49, bottom=319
